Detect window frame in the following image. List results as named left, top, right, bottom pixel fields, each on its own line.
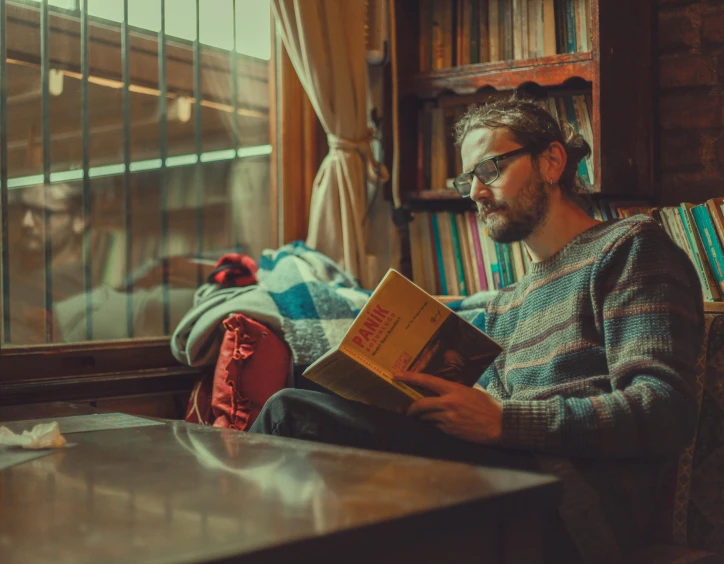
left=0, top=0, right=285, bottom=406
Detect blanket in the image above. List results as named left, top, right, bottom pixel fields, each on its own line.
left=171, top=241, right=495, bottom=369
left=171, top=242, right=372, bottom=367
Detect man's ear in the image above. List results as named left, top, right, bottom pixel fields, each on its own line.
left=539, top=141, right=567, bottom=185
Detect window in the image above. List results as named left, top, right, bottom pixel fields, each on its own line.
left=0, top=0, right=276, bottom=348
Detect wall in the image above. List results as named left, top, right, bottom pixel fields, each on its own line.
left=658, top=0, right=724, bottom=205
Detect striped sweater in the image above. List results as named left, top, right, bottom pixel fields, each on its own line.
left=481, top=215, right=704, bottom=561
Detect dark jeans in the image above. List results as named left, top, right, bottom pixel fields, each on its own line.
left=250, top=389, right=582, bottom=563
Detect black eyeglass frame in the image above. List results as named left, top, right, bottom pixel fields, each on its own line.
left=453, top=146, right=533, bottom=198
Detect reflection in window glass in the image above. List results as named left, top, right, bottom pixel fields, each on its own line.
left=1, top=0, right=274, bottom=346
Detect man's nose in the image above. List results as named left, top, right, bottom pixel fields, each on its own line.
left=470, top=176, right=492, bottom=203
left=22, top=209, right=36, bottom=228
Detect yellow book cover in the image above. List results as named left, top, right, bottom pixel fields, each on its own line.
left=302, top=270, right=502, bottom=413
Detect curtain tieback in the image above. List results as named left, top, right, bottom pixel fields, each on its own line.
left=327, top=131, right=390, bottom=184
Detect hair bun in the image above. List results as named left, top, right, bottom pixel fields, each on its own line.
left=564, top=131, right=591, bottom=167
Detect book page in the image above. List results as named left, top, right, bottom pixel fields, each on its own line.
left=302, top=348, right=418, bottom=413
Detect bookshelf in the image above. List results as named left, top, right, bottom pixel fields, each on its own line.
left=394, top=0, right=655, bottom=291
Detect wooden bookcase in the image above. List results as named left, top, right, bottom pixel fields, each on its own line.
left=394, top=0, right=655, bottom=284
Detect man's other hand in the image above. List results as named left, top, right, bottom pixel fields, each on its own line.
left=393, top=371, right=503, bottom=445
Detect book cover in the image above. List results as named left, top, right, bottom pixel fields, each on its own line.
left=303, top=270, right=503, bottom=412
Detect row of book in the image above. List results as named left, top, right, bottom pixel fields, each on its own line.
left=420, top=0, right=592, bottom=71
left=596, top=198, right=724, bottom=303
left=410, top=198, right=724, bottom=302
left=419, top=93, right=595, bottom=193
left=409, top=211, right=530, bottom=296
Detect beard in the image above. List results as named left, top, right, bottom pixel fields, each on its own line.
left=477, top=175, right=550, bottom=243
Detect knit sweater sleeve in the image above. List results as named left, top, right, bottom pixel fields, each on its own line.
left=499, top=221, right=704, bottom=458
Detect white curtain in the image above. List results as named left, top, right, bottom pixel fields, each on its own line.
left=271, top=0, right=388, bottom=289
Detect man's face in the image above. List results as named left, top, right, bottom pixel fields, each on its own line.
left=461, top=127, right=550, bottom=243
left=19, top=184, right=82, bottom=254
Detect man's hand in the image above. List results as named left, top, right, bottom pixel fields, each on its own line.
left=393, top=371, right=503, bottom=445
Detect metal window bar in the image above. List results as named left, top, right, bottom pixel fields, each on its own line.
left=194, top=0, right=203, bottom=287
left=1, top=0, right=10, bottom=344
left=231, top=0, right=240, bottom=253
left=80, top=0, right=92, bottom=340
left=159, top=0, right=170, bottom=335
left=41, top=0, right=53, bottom=343
left=122, top=0, right=133, bottom=338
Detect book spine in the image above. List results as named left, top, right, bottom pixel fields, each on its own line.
left=679, top=204, right=720, bottom=301
left=565, top=0, right=577, bottom=53
left=448, top=212, right=468, bottom=296
left=513, top=0, right=523, bottom=60
left=691, top=205, right=724, bottom=294
left=511, top=242, right=526, bottom=281
left=664, top=207, right=693, bottom=261
left=462, top=213, right=482, bottom=293
left=501, top=0, right=514, bottom=60
left=479, top=0, right=490, bottom=62
left=468, top=213, right=488, bottom=291
left=494, top=242, right=507, bottom=287
left=501, top=243, right=516, bottom=286
left=488, top=0, right=501, bottom=62
left=482, top=227, right=501, bottom=289
left=706, top=198, right=724, bottom=251
left=409, top=214, right=425, bottom=288
left=543, top=0, right=556, bottom=56
left=437, top=212, right=460, bottom=294
left=470, top=0, right=480, bottom=64
left=456, top=212, right=476, bottom=294
left=419, top=0, right=432, bottom=71
left=430, top=212, right=448, bottom=295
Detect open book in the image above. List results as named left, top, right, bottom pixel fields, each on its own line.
left=302, top=269, right=502, bottom=412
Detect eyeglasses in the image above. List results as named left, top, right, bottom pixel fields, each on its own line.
left=452, top=146, right=532, bottom=198
left=20, top=204, right=73, bottom=222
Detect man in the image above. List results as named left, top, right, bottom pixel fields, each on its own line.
left=7, top=182, right=88, bottom=344
left=250, top=97, right=704, bottom=563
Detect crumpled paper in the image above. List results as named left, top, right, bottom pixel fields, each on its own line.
left=0, top=421, right=67, bottom=449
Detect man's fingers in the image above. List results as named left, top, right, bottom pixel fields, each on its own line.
left=394, top=371, right=456, bottom=395
left=407, top=396, right=446, bottom=417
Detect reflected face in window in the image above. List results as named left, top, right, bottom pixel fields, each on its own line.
left=19, top=184, right=86, bottom=255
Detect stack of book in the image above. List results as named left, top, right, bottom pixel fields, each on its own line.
left=409, top=198, right=724, bottom=302
left=420, top=0, right=592, bottom=71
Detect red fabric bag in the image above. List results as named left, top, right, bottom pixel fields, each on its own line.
left=186, top=313, right=290, bottom=431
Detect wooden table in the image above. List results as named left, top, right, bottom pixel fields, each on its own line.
left=0, top=404, right=559, bottom=563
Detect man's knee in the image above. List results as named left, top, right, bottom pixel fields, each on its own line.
left=252, top=388, right=321, bottom=435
